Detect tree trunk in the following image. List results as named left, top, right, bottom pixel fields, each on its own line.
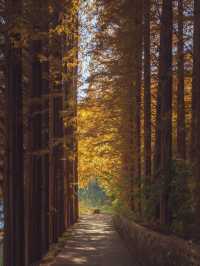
left=159, top=0, right=173, bottom=226
left=177, top=0, right=186, bottom=160
left=134, top=0, right=143, bottom=216
left=4, top=1, right=25, bottom=265
left=143, top=0, right=151, bottom=181
left=192, top=0, right=200, bottom=231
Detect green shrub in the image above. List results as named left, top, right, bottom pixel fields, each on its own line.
left=169, top=159, right=194, bottom=236
left=142, top=159, right=193, bottom=236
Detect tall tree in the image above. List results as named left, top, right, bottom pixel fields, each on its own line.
left=63, top=0, right=79, bottom=226
left=159, top=0, right=173, bottom=225
left=143, top=0, right=151, bottom=181
left=192, top=0, right=200, bottom=231
left=26, top=0, right=52, bottom=263
left=153, top=0, right=162, bottom=221
left=5, top=0, right=25, bottom=265
left=133, top=0, right=143, bottom=214
left=177, top=0, right=186, bottom=160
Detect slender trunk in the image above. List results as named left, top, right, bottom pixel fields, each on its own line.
left=143, top=0, right=151, bottom=180
left=191, top=1, right=199, bottom=162
left=28, top=1, right=50, bottom=263
left=73, top=13, right=79, bottom=222
left=63, top=0, right=79, bottom=225
left=153, top=2, right=163, bottom=221
left=133, top=0, right=143, bottom=215
left=177, top=0, right=186, bottom=160
left=49, top=0, right=65, bottom=242
left=159, top=0, right=173, bottom=226
left=4, top=1, right=25, bottom=265
left=192, top=0, right=200, bottom=230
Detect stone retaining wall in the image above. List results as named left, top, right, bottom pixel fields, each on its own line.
left=113, top=215, right=200, bottom=266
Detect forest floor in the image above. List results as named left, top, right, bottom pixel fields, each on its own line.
left=48, top=214, right=133, bottom=266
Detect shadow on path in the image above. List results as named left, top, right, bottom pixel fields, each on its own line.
left=51, top=214, right=134, bottom=266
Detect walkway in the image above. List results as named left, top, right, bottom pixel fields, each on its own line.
left=51, top=214, right=133, bottom=266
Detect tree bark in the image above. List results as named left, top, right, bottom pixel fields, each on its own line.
left=177, top=0, right=186, bottom=160
left=134, top=0, right=143, bottom=216
left=192, top=0, right=200, bottom=231
left=159, top=0, right=173, bottom=226
left=143, top=0, right=151, bottom=180
left=4, top=1, right=25, bottom=265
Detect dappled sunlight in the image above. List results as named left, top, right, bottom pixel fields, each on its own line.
left=52, top=215, right=132, bottom=266
left=59, top=253, right=88, bottom=264
left=74, top=246, right=97, bottom=251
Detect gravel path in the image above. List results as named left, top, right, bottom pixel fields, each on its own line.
left=51, top=214, right=134, bottom=266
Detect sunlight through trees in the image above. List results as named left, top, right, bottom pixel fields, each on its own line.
left=1, top=0, right=200, bottom=265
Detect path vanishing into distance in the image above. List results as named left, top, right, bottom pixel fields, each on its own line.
left=50, top=214, right=133, bottom=266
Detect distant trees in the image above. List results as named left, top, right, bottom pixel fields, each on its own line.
left=79, top=180, right=109, bottom=208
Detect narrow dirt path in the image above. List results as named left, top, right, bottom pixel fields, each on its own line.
left=51, top=214, right=134, bottom=266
